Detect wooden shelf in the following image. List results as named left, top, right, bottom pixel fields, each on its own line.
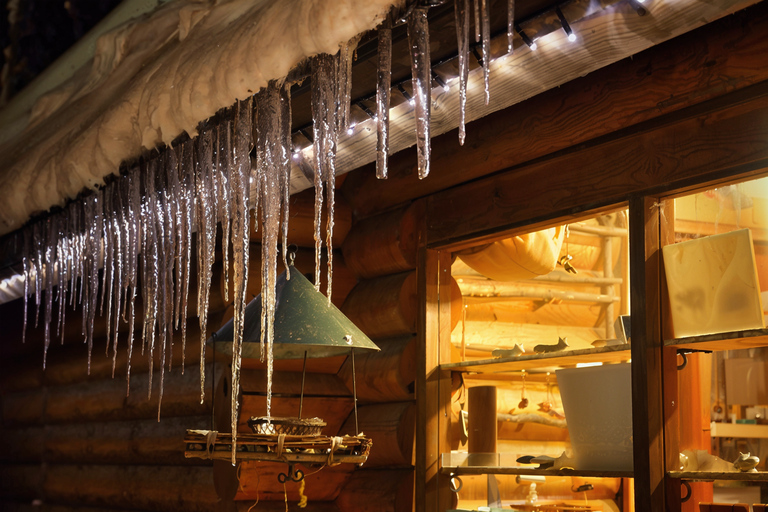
left=441, top=465, right=633, bottom=479
left=664, top=328, right=768, bottom=351
left=441, top=345, right=630, bottom=373
left=668, top=471, right=768, bottom=482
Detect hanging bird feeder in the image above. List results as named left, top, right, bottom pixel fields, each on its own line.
left=184, top=263, right=379, bottom=481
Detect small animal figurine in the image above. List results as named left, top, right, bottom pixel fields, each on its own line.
left=492, top=344, right=524, bottom=358
left=534, top=337, right=569, bottom=354
left=733, top=452, right=760, bottom=472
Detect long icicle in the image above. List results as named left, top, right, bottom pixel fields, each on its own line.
left=256, top=82, right=284, bottom=429
left=408, top=7, right=432, bottom=180
left=179, top=141, right=195, bottom=373
left=455, top=0, right=470, bottom=146
left=229, top=98, right=253, bottom=465
left=126, top=169, right=141, bottom=394
left=217, top=121, right=232, bottom=304
left=22, top=228, right=31, bottom=344
left=102, top=185, right=115, bottom=358
left=480, top=0, right=491, bottom=105
left=196, top=127, right=217, bottom=404
left=111, top=183, right=124, bottom=378
left=143, top=160, right=159, bottom=398
left=280, top=83, right=292, bottom=277
left=376, top=12, right=392, bottom=179
left=311, top=54, right=337, bottom=293
left=43, top=217, right=56, bottom=368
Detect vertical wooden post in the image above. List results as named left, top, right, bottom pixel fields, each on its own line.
left=467, top=386, right=498, bottom=464
left=417, top=204, right=454, bottom=512
left=629, top=196, right=667, bottom=510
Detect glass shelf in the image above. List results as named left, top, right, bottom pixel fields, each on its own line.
left=440, top=452, right=633, bottom=478
left=664, top=328, right=768, bottom=351
left=441, top=345, right=630, bottom=373
left=668, top=471, right=768, bottom=482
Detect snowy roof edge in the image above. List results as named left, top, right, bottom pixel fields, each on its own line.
left=0, top=0, right=399, bottom=237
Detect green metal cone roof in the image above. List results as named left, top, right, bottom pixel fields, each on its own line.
left=211, top=266, right=380, bottom=359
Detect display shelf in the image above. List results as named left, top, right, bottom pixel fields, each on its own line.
left=441, top=345, right=630, bottom=373
left=664, top=328, right=768, bottom=351
left=668, top=471, right=768, bottom=482
left=710, top=422, right=768, bottom=439
left=442, top=464, right=632, bottom=479
left=440, top=452, right=633, bottom=478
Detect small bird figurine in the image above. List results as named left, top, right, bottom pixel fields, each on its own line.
left=733, top=452, right=760, bottom=472
left=534, top=337, right=569, bottom=354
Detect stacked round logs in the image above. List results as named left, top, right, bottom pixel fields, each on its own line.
left=331, top=201, right=461, bottom=512
left=0, top=279, right=227, bottom=512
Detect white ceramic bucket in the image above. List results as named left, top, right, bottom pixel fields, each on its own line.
left=556, top=363, right=634, bottom=471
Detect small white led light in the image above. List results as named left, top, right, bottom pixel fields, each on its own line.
left=347, top=123, right=356, bottom=135
left=568, top=32, right=577, bottom=42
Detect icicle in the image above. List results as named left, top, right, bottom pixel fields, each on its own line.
left=33, top=222, right=43, bottom=329
left=155, top=160, right=170, bottom=419
left=217, top=120, right=233, bottom=304
left=179, top=141, right=196, bottom=373
left=162, top=150, right=177, bottom=373
left=229, top=97, right=253, bottom=465
left=507, top=0, right=515, bottom=54
left=43, top=216, right=57, bottom=368
left=84, top=191, right=103, bottom=374
left=111, top=184, right=124, bottom=378
left=408, top=7, right=432, bottom=180
left=311, top=54, right=338, bottom=293
left=256, top=81, right=291, bottom=433
left=337, top=36, right=360, bottom=134
left=56, top=214, right=68, bottom=344
left=196, top=127, right=217, bottom=404
left=22, top=228, right=31, bottom=344
left=473, top=0, right=481, bottom=42
left=143, top=159, right=160, bottom=397
left=481, top=0, right=491, bottom=105
left=280, top=83, right=292, bottom=277
left=125, top=169, right=141, bottom=394
left=455, top=0, right=470, bottom=146
left=102, top=186, right=114, bottom=357
left=376, top=14, right=392, bottom=179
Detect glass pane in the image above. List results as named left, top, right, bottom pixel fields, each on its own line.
left=445, top=208, right=632, bottom=509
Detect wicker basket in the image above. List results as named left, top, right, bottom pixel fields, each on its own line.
left=248, top=416, right=326, bottom=436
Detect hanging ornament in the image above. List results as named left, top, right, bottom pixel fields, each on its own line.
left=558, top=225, right=578, bottom=274
left=538, top=372, right=554, bottom=412
left=518, top=369, right=529, bottom=409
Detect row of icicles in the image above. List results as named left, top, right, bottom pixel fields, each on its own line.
left=19, top=0, right=514, bottom=464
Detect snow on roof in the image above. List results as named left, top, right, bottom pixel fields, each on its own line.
left=0, top=0, right=396, bottom=236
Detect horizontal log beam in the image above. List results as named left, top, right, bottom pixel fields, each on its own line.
left=0, top=316, right=218, bottom=393
left=339, top=401, right=416, bottom=468
left=2, top=363, right=219, bottom=427
left=342, top=202, right=424, bottom=279
left=0, top=415, right=210, bottom=465
left=337, top=335, right=417, bottom=403
left=43, top=464, right=218, bottom=512
left=336, top=468, right=414, bottom=512
left=427, top=83, right=768, bottom=247
left=456, top=279, right=619, bottom=304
